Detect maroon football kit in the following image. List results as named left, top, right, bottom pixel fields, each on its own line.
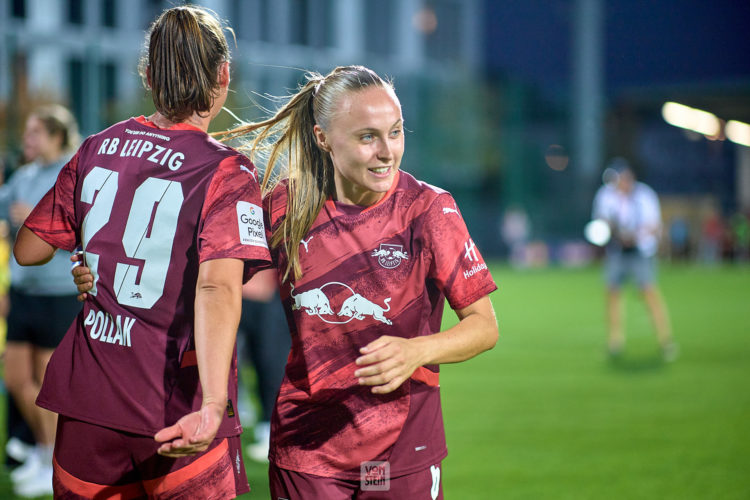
left=264, top=170, right=497, bottom=480
left=24, top=116, right=271, bottom=439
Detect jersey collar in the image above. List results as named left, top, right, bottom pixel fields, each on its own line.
left=134, top=115, right=205, bottom=133
left=325, top=170, right=401, bottom=216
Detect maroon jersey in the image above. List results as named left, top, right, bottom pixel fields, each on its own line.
left=264, top=170, right=497, bottom=479
left=25, top=116, right=271, bottom=436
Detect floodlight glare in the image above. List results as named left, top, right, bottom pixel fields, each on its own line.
left=661, top=101, right=720, bottom=137
left=726, top=120, right=750, bottom=147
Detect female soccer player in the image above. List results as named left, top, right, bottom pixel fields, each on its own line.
left=228, top=65, right=499, bottom=499
left=14, top=6, right=269, bottom=498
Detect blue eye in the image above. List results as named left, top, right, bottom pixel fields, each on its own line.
left=361, top=134, right=373, bottom=141
left=390, top=129, right=402, bottom=138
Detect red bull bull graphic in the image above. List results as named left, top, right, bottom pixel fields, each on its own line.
left=289, top=282, right=392, bottom=325
left=338, top=294, right=392, bottom=325
left=290, top=283, right=334, bottom=316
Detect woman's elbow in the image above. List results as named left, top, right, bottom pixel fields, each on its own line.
left=13, top=255, right=31, bottom=266
left=13, top=226, right=56, bottom=266
left=484, top=322, right=499, bottom=351
left=13, top=243, right=44, bottom=266
left=13, top=249, right=54, bottom=266
left=482, top=302, right=499, bottom=351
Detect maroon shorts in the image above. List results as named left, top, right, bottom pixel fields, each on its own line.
left=53, top=415, right=249, bottom=499
left=269, top=462, right=443, bottom=500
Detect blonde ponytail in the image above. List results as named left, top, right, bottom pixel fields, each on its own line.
left=219, top=66, right=391, bottom=282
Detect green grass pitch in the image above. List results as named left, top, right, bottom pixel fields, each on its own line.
left=1, top=263, right=748, bottom=499
left=438, top=263, right=750, bottom=499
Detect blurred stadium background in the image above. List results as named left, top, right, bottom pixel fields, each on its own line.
left=2, top=0, right=750, bottom=261
left=1, top=0, right=749, bottom=498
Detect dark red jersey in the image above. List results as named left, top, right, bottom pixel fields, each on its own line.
left=264, top=170, right=497, bottom=479
left=25, top=116, right=271, bottom=436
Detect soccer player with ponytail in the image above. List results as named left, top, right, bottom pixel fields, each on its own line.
left=225, top=65, right=499, bottom=499
left=14, top=6, right=269, bottom=497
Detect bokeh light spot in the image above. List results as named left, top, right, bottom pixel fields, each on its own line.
left=545, top=144, right=569, bottom=171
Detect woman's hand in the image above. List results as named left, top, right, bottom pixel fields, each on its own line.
left=354, top=295, right=498, bottom=395
left=70, top=253, right=94, bottom=301
left=355, top=336, right=425, bottom=394
left=153, top=401, right=225, bottom=457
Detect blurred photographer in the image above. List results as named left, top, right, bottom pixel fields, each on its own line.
left=592, top=158, right=676, bottom=361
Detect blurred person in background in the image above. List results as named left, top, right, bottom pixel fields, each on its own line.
left=237, top=269, right=290, bottom=462
left=500, top=205, right=530, bottom=268
left=0, top=104, right=82, bottom=497
left=592, top=158, right=677, bottom=362
left=0, top=158, right=23, bottom=472
left=698, top=206, right=724, bottom=265
left=729, top=211, right=750, bottom=261
left=0, top=158, right=11, bottom=351
left=667, top=216, right=690, bottom=261
left=13, top=6, right=270, bottom=498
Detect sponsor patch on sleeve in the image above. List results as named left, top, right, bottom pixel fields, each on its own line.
left=236, top=201, right=268, bottom=248
left=462, top=238, right=488, bottom=279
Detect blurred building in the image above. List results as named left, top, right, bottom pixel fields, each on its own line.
left=2, top=0, right=504, bottom=250
left=8, top=0, right=746, bottom=260
left=1, top=0, right=484, bottom=171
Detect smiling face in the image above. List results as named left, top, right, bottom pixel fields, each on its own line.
left=313, top=86, right=404, bottom=207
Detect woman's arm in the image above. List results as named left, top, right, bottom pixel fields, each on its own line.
left=155, top=257, right=244, bottom=456
left=13, top=225, right=57, bottom=266
left=354, top=295, right=498, bottom=394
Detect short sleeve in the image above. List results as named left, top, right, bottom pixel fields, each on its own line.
left=639, top=185, right=661, bottom=227
left=423, top=193, right=497, bottom=310
left=262, top=183, right=288, bottom=242
left=592, top=186, right=606, bottom=220
left=592, top=185, right=616, bottom=222
left=198, top=154, right=272, bottom=281
left=23, top=153, right=80, bottom=252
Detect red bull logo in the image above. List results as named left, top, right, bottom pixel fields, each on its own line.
left=289, top=282, right=392, bottom=325
left=371, top=243, right=408, bottom=269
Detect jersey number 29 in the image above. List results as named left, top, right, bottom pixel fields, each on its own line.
left=80, top=166, right=184, bottom=308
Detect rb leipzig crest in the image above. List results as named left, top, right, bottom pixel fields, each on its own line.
left=371, top=243, right=408, bottom=269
